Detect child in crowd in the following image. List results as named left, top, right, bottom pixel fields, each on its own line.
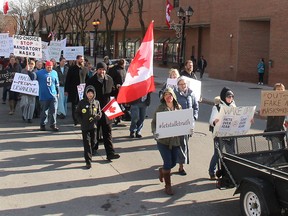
left=75, top=85, right=102, bottom=169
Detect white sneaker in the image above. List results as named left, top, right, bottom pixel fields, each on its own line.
left=258, top=82, right=260, bottom=85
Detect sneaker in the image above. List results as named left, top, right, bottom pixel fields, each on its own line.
left=129, top=132, right=135, bottom=138
left=27, top=119, right=32, bottom=123
left=58, top=114, right=66, bottom=119
left=2, top=101, right=6, bottom=104
left=86, top=163, right=92, bottom=169
left=178, top=169, right=187, bottom=176
left=136, top=133, right=142, bottom=138
left=107, top=153, right=120, bottom=160
left=258, top=82, right=260, bottom=85
left=40, top=125, right=46, bottom=131
left=50, top=125, right=59, bottom=132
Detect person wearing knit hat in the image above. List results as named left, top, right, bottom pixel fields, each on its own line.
left=208, top=86, right=236, bottom=180
left=85, top=60, right=120, bottom=161
left=151, top=87, right=182, bottom=195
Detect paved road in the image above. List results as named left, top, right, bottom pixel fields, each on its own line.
left=0, top=65, right=268, bottom=216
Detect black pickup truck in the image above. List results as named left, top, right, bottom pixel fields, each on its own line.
left=216, top=131, right=288, bottom=216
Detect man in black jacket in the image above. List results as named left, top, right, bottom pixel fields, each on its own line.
left=86, top=62, right=120, bottom=161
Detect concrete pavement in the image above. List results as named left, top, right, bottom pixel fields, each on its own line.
left=0, top=64, right=271, bottom=215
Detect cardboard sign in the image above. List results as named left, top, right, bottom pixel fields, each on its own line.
left=63, top=46, right=84, bottom=61
left=13, top=35, right=42, bottom=58
left=10, top=73, right=39, bottom=96
left=213, top=106, right=256, bottom=137
left=0, top=33, right=10, bottom=57
left=156, top=109, right=194, bottom=139
left=0, top=70, right=15, bottom=87
left=181, top=76, right=202, bottom=102
left=77, top=83, right=86, bottom=100
left=260, top=90, right=288, bottom=116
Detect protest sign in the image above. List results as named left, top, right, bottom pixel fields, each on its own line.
left=40, top=41, right=49, bottom=61
left=63, top=46, right=84, bottom=60
left=77, top=83, right=86, bottom=100
left=48, top=41, right=62, bottom=60
left=8, top=37, right=14, bottom=57
left=260, top=90, right=288, bottom=116
left=181, top=76, right=202, bottom=102
left=13, top=35, right=42, bottom=58
left=0, top=33, right=9, bottom=57
left=60, top=38, right=67, bottom=50
left=166, top=78, right=177, bottom=89
left=10, top=73, right=39, bottom=96
left=156, top=109, right=194, bottom=139
left=0, top=70, right=15, bottom=87
left=213, top=106, right=256, bottom=137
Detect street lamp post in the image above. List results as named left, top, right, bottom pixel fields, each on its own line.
left=92, top=19, right=100, bottom=67
left=177, top=6, right=194, bottom=70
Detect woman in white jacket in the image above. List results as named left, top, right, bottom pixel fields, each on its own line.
left=208, top=87, right=236, bottom=180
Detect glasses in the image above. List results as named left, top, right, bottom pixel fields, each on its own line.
left=226, top=95, right=234, bottom=99
left=178, top=83, right=186, bottom=86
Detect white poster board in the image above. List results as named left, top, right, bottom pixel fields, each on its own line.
left=166, top=78, right=177, bottom=89
left=60, top=38, right=67, bottom=50
left=40, top=41, right=49, bottom=61
left=213, top=106, right=256, bottom=137
left=63, top=46, right=84, bottom=61
left=156, top=109, right=194, bottom=139
left=77, top=83, right=86, bottom=100
left=48, top=41, right=62, bottom=61
left=13, top=35, right=42, bottom=58
left=0, top=33, right=10, bottom=57
left=10, top=73, right=39, bottom=96
left=181, top=76, right=201, bottom=102
left=8, top=37, right=14, bottom=57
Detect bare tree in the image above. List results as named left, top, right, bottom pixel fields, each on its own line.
left=118, top=0, right=134, bottom=58
left=100, top=0, right=117, bottom=58
left=71, top=0, right=100, bottom=46
left=136, top=0, right=145, bottom=38
left=8, top=0, right=41, bottom=36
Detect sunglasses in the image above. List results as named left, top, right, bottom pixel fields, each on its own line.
left=226, top=95, right=234, bottom=98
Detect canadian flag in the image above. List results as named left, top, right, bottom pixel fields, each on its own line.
left=102, top=98, right=124, bottom=120
left=166, top=0, right=173, bottom=28
left=117, top=21, right=155, bottom=104
left=3, top=0, right=9, bottom=15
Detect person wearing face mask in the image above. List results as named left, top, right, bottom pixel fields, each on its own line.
left=208, top=87, right=236, bottom=180
left=173, top=76, right=199, bottom=176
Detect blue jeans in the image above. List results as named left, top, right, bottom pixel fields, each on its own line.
left=40, top=96, right=58, bottom=126
left=157, top=142, right=179, bottom=170
left=209, top=138, right=219, bottom=175
left=129, top=103, right=147, bottom=134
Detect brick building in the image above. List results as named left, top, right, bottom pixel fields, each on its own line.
left=39, top=0, right=288, bottom=86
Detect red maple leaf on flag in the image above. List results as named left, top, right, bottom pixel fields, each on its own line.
left=128, top=52, right=146, bottom=78
left=108, top=106, right=116, bottom=113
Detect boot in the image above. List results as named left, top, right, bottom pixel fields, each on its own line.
left=8, top=100, right=14, bottom=115
left=163, top=170, right=173, bottom=195
left=158, top=167, right=163, bottom=182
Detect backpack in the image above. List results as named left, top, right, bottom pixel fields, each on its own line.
left=209, top=104, right=220, bottom=133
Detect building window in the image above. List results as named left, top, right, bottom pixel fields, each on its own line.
left=174, top=0, right=179, bottom=8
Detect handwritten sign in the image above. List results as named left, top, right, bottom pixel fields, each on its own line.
left=156, top=109, right=194, bottom=139
left=48, top=41, right=62, bottom=61
left=10, top=73, right=39, bottom=96
left=63, top=46, right=84, bottom=61
left=213, top=106, right=256, bottom=137
left=13, top=35, right=42, bottom=58
left=0, top=33, right=9, bottom=57
left=260, top=90, right=288, bottom=116
left=0, top=70, right=15, bottom=87
left=181, top=76, right=202, bottom=102
left=77, top=83, right=86, bottom=100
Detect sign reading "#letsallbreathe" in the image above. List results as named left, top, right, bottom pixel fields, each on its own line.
left=156, top=109, right=194, bottom=139
left=260, top=90, right=288, bottom=116
left=13, top=35, right=42, bottom=58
